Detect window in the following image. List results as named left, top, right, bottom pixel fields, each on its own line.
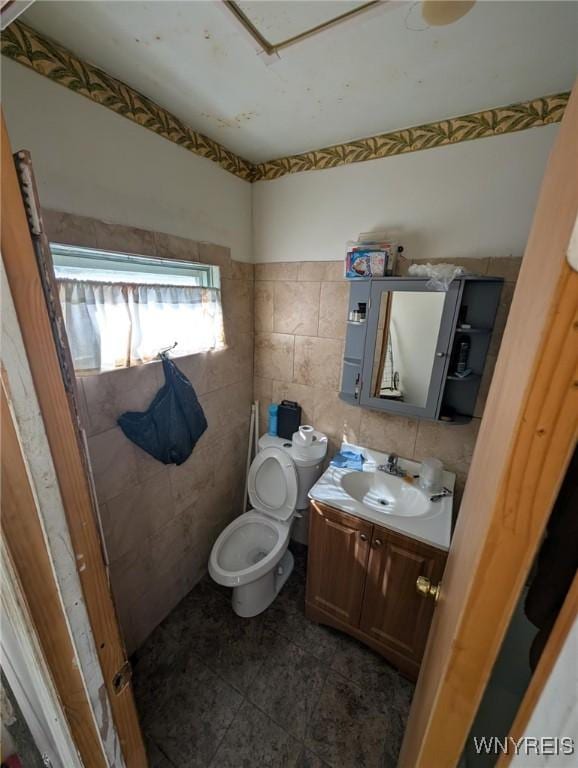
left=51, top=244, right=224, bottom=373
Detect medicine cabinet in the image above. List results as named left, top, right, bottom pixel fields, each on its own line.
left=340, top=277, right=504, bottom=423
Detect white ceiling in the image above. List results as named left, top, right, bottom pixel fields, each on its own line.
left=21, top=1, right=578, bottom=164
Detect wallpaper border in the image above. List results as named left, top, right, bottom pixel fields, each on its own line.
left=253, top=92, right=569, bottom=181
left=1, top=21, right=569, bottom=184
left=1, top=21, right=255, bottom=182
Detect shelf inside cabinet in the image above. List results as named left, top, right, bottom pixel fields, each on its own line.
left=446, top=373, right=481, bottom=382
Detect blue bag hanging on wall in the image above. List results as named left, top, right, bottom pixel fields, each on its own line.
left=118, top=356, right=207, bottom=465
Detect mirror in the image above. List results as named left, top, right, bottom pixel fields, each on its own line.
left=371, top=291, right=446, bottom=408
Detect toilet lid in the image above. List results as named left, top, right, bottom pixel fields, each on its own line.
left=248, top=447, right=298, bottom=522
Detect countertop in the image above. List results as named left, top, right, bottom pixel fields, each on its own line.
left=308, top=444, right=454, bottom=551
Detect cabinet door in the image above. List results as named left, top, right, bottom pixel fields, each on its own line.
left=359, top=278, right=461, bottom=419
left=306, top=502, right=372, bottom=626
left=360, top=526, right=447, bottom=665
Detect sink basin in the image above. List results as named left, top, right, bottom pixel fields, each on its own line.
left=340, top=470, right=430, bottom=517
left=308, top=443, right=454, bottom=550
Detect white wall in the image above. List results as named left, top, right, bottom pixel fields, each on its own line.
left=253, top=124, right=559, bottom=263
left=1, top=59, right=253, bottom=262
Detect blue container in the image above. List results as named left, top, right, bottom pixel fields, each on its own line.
left=268, top=403, right=279, bottom=436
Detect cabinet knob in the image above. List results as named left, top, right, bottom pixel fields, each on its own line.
left=373, top=538, right=383, bottom=547
left=360, top=533, right=368, bottom=541
left=416, top=576, right=441, bottom=602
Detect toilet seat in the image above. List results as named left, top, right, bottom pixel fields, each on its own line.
left=247, top=447, right=298, bottom=522
left=209, top=511, right=290, bottom=587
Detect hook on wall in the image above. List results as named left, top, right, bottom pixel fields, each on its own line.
left=158, top=341, right=178, bottom=359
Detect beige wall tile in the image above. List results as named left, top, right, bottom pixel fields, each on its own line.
left=42, top=209, right=97, bottom=248
left=318, top=282, right=349, bottom=339
left=254, top=376, right=273, bottom=402
left=169, top=434, right=216, bottom=514
left=222, top=277, right=254, bottom=336
left=322, top=261, right=346, bottom=282
left=93, top=219, right=156, bottom=256
left=176, top=351, right=210, bottom=396
left=255, top=262, right=299, bottom=281
left=293, top=336, right=342, bottom=390
left=231, top=260, right=254, bottom=281
left=272, top=381, right=317, bottom=426
left=255, top=281, right=274, bottom=332
left=297, top=262, right=327, bottom=281
left=254, top=332, right=295, bottom=380
left=413, top=418, right=480, bottom=477
left=133, top=439, right=168, bottom=483
left=45, top=212, right=253, bottom=652
left=358, top=410, right=418, bottom=458
left=199, top=242, right=232, bottom=278
left=150, top=514, right=188, bottom=573
left=487, top=256, right=522, bottom=281
left=81, top=361, right=163, bottom=436
left=109, top=541, right=153, bottom=605
left=273, top=281, right=320, bottom=335
left=313, top=390, right=362, bottom=445
left=103, top=470, right=174, bottom=560
left=154, top=231, right=200, bottom=261
left=296, top=260, right=345, bottom=282
left=87, top=426, right=139, bottom=502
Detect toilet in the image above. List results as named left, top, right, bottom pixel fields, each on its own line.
left=209, top=430, right=327, bottom=617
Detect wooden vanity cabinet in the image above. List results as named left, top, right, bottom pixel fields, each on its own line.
left=306, top=500, right=447, bottom=680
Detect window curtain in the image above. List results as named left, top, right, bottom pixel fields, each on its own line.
left=58, top=279, right=224, bottom=373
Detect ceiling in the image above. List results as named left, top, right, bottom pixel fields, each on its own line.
left=21, top=1, right=578, bottom=164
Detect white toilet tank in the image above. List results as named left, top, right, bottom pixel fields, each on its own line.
left=258, top=430, right=327, bottom=511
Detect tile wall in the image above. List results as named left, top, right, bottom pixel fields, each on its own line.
left=43, top=210, right=254, bottom=652
left=43, top=205, right=521, bottom=648
left=254, top=255, right=521, bottom=540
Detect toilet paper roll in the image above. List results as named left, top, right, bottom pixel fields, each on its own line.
left=298, top=425, right=314, bottom=446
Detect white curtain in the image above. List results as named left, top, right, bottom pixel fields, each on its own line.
left=58, top=279, right=224, bottom=373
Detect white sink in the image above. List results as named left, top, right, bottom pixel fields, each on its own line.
left=308, top=443, right=455, bottom=551
left=340, top=470, right=430, bottom=517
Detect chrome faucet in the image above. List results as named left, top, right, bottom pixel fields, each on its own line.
left=377, top=453, right=406, bottom=477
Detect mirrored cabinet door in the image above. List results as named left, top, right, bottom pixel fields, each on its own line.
left=360, top=279, right=460, bottom=419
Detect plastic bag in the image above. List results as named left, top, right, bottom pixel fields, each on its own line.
left=118, top=357, right=207, bottom=465
left=408, top=262, right=468, bottom=291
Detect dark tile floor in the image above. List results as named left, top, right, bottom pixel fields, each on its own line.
left=132, top=543, right=414, bottom=768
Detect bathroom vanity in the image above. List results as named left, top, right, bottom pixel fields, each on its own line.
left=306, top=448, right=453, bottom=680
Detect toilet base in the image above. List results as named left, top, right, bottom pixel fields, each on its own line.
left=231, top=550, right=294, bottom=618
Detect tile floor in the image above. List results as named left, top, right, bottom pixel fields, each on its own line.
left=132, top=543, right=414, bottom=768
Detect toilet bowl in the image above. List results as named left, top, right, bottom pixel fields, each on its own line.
left=209, top=445, right=298, bottom=617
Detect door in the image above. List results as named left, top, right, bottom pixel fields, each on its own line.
left=306, top=501, right=371, bottom=625
left=360, top=278, right=461, bottom=419
left=399, top=84, right=578, bottom=767
left=360, top=526, right=447, bottom=674
left=1, top=113, right=147, bottom=766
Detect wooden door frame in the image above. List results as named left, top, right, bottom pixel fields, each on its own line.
left=1, top=112, right=147, bottom=766
left=399, top=82, right=578, bottom=767
left=1, top=384, right=100, bottom=767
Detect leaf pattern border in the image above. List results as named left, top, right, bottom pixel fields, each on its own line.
left=1, top=21, right=569, bottom=184
left=1, top=21, right=256, bottom=182
left=254, top=92, right=569, bottom=181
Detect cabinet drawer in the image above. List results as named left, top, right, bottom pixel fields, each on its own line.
left=306, top=502, right=371, bottom=627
